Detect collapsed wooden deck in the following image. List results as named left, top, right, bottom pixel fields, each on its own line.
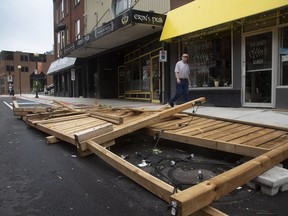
left=12, top=97, right=288, bottom=216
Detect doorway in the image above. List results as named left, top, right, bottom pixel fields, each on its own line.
left=151, top=56, right=161, bottom=103
left=242, top=31, right=275, bottom=107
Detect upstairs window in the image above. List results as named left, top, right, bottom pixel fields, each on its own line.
left=20, top=55, right=28, bottom=62
left=112, top=0, right=131, bottom=18
left=75, top=0, right=80, bottom=6
left=75, top=19, right=80, bottom=40
left=60, top=0, right=64, bottom=20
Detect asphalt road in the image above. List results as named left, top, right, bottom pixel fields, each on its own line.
left=0, top=96, right=168, bottom=216
left=1, top=96, right=288, bottom=216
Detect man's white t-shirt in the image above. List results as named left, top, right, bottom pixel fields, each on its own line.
left=175, top=60, right=190, bottom=79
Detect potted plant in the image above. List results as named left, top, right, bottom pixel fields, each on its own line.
left=213, top=78, right=220, bottom=87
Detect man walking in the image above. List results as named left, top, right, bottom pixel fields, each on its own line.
left=169, top=53, right=191, bottom=107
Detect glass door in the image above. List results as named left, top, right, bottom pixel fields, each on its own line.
left=151, top=56, right=161, bottom=103
left=118, top=66, right=125, bottom=98
left=243, top=31, right=274, bottom=107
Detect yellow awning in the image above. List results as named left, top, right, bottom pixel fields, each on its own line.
left=160, top=0, right=288, bottom=41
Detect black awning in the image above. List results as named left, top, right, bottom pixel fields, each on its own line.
left=62, top=9, right=166, bottom=58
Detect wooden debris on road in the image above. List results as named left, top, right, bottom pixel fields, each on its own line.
left=11, top=96, right=288, bottom=215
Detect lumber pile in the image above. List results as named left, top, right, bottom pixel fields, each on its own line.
left=11, top=96, right=288, bottom=216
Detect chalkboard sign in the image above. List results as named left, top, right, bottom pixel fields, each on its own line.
left=245, top=32, right=272, bottom=71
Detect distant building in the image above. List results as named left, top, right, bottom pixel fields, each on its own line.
left=0, top=50, right=54, bottom=95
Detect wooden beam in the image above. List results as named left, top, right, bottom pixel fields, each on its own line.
left=79, top=97, right=206, bottom=151
left=12, top=100, right=19, bottom=109
left=28, top=113, right=89, bottom=125
left=53, top=100, right=78, bottom=112
left=90, top=113, right=123, bottom=125
left=86, top=140, right=226, bottom=216
left=25, top=111, right=81, bottom=121
left=74, top=123, right=113, bottom=143
left=46, top=136, right=60, bottom=144
left=170, top=142, right=288, bottom=216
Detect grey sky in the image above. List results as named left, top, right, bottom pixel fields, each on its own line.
left=0, top=0, right=53, bottom=54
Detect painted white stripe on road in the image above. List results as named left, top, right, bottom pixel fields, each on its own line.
left=3, top=101, right=13, bottom=110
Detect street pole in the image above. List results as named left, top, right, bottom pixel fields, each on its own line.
left=34, top=53, right=39, bottom=98
left=17, top=65, right=22, bottom=96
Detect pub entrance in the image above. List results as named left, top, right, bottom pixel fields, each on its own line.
left=242, top=30, right=276, bottom=107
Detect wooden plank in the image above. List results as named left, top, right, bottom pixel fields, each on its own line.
left=86, top=140, right=227, bottom=216
left=27, top=121, right=76, bottom=145
left=175, top=120, right=226, bottom=135
left=25, top=111, right=81, bottom=121
left=229, top=128, right=275, bottom=144
left=194, top=123, right=241, bottom=138
left=144, top=129, right=268, bottom=157
left=46, top=136, right=60, bottom=144
left=14, top=107, right=50, bottom=112
left=62, top=120, right=107, bottom=135
left=219, top=127, right=263, bottom=142
left=170, top=142, right=288, bottom=216
left=30, top=113, right=90, bottom=125
left=192, top=113, right=288, bottom=132
left=206, top=124, right=252, bottom=140
left=74, top=123, right=113, bottom=143
left=52, top=118, right=102, bottom=133
left=90, top=113, right=123, bottom=125
left=53, top=100, right=78, bottom=112
left=244, top=130, right=288, bottom=147
left=79, top=97, right=206, bottom=151
left=259, top=134, right=288, bottom=149
left=12, top=100, right=19, bottom=109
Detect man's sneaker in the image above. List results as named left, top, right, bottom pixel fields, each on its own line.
left=169, top=102, right=174, bottom=107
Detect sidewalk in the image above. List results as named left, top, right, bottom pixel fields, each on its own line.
left=17, top=93, right=288, bottom=128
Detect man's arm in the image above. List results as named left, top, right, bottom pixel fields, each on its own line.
left=175, top=72, right=181, bottom=84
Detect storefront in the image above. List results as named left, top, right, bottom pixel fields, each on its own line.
left=120, top=37, right=164, bottom=102
left=47, top=57, right=85, bottom=97
left=60, top=9, right=166, bottom=102
left=161, top=0, right=288, bottom=108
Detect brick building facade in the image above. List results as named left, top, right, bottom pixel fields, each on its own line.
left=0, top=51, right=54, bottom=95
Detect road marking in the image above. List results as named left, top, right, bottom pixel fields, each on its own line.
left=3, top=101, right=13, bottom=110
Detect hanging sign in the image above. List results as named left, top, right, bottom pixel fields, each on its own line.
left=7, top=75, right=13, bottom=82
left=159, top=50, right=167, bottom=62
left=71, top=68, right=75, bottom=81
left=282, top=55, right=288, bottom=62
left=280, top=48, right=288, bottom=55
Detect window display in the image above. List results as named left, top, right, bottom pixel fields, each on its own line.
left=185, top=30, right=232, bottom=88
left=280, top=26, right=288, bottom=86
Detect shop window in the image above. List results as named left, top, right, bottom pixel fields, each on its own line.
left=125, top=59, right=141, bottom=91
left=186, top=30, right=232, bottom=88
left=280, top=8, right=288, bottom=24
left=280, top=26, right=288, bottom=86
left=61, top=74, right=65, bottom=91
left=141, top=55, right=151, bottom=91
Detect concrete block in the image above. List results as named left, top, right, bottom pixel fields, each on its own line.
left=246, top=166, right=288, bottom=196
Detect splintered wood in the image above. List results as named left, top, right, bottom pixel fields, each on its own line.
left=12, top=96, right=288, bottom=216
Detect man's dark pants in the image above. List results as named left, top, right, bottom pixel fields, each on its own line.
left=170, top=79, right=189, bottom=105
